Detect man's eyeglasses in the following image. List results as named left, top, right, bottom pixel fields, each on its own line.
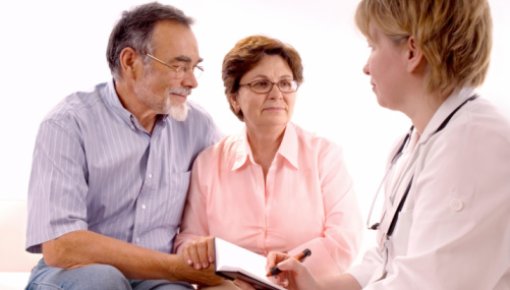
left=239, top=78, right=298, bottom=94
left=145, top=53, right=204, bottom=79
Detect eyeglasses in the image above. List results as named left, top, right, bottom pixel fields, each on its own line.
left=239, top=78, right=298, bottom=94
left=145, top=53, right=204, bottom=79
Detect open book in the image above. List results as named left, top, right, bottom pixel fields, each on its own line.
left=214, top=238, right=286, bottom=290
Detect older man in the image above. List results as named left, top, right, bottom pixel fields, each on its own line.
left=25, top=3, right=222, bottom=289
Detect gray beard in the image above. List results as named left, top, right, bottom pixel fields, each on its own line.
left=169, top=102, right=189, bottom=122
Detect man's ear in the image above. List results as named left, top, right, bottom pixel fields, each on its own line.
left=118, top=47, right=141, bottom=79
left=406, top=36, right=424, bottom=73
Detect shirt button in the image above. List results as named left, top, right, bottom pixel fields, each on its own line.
left=449, top=199, right=464, bottom=212
left=148, top=173, right=153, bottom=179
left=141, top=204, right=146, bottom=210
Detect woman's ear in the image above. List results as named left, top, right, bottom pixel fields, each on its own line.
left=406, top=36, right=425, bottom=73
left=229, top=94, right=240, bottom=113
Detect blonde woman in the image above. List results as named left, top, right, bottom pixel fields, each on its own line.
left=264, top=0, right=510, bottom=289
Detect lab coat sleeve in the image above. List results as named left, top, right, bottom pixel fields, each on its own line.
left=348, top=246, right=387, bottom=286
left=288, top=142, right=363, bottom=279
left=362, top=120, right=510, bottom=289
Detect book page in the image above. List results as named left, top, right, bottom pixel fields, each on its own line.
left=214, top=238, right=285, bottom=290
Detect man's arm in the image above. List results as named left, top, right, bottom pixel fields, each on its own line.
left=42, top=230, right=223, bottom=286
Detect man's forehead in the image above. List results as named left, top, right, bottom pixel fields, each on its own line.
left=151, top=21, right=201, bottom=62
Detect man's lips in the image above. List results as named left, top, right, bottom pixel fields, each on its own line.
left=168, top=88, right=190, bottom=98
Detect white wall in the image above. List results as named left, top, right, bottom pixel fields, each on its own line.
left=1, top=0, right=509, bottom=256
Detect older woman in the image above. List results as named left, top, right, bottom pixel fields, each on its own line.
left=174, top=35, right=363, bottom=288
left=265, top=0, right=510, bottom=289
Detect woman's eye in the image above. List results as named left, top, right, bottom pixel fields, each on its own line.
left=252, top=80, right=270, bottom=89
left=279, top=80, right=292, bottom=89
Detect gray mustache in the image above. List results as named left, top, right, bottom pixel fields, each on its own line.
left=169, top=87, right=191, bottom=96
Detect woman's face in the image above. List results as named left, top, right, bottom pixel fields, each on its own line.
left=363, top=24, right=410, bottom=111
left=232, top=55, right=296, bottom=131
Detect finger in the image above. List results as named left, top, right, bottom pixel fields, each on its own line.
left=266, top=251, right=289, bottom=269
left=187, top=242, right=203, bottom=269
left=181, top=245, right=193, bottom=266
left=196, top=240, right=211, bottom=269
left=206, top=237, right=215, bottom=263
left=275, top=258, right=304, bottom=274
left=281, top=278, right=289, bottom=288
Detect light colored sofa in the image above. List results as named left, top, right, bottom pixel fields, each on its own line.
left=0, top=199, right=42, bottom=290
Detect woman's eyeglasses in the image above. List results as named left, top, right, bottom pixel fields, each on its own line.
left=239, top=78, right=298, bottom=94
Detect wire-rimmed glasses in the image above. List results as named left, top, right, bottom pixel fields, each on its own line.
left=145, top=53, right=204, bottom=79
left=239, top=78, right=299, bottom=94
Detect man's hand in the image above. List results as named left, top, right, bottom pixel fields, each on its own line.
left=173, top=251, right=224, bottom=286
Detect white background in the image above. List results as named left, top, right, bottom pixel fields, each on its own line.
left=1, top=0, right=509, bottom=255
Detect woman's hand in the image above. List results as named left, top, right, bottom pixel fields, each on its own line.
left=266, top=251, right=321, bottom=290
left=179, top=236, right=215, bottom=270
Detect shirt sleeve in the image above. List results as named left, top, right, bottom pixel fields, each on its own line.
left=348, top=246, right=385, bottom=285
left=288, top=141, right=363, bottom=279
left=26, top=118, right=89, bottom=253
left=359, top=122, right=510, bottom=289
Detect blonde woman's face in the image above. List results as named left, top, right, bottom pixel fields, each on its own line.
left=363, top=25, right=410, bottom=111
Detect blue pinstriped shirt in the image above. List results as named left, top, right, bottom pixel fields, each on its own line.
left=26, top=81, right=220, bottom=254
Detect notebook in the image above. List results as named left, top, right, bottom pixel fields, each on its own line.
left=214, top=237, right=286, bottom=290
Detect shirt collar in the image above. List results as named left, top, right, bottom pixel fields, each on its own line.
left=230, top=123, right=299, bottom=171
left=420, top=87, right=476, bottom=143
left=278, top=123, right=299, bottom=169
left=103, top=80, right=133, bottom=124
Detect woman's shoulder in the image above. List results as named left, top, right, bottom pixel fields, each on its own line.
left=291, top=123, right=343, bottom=153
left=449, top=97, right=510, bottom=147
left=194, top=133, right=246, bottom=166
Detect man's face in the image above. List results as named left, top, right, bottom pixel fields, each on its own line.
left=133, top=20, right=202, bottom=121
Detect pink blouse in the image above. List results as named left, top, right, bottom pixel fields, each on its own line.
left=175, top=123, right=363, bottom=279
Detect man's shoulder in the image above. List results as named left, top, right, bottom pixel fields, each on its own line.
left=186, top=100, right=214, bottom=122
left=43, top=82, right=108, bottom=123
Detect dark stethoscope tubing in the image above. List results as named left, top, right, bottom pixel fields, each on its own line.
left=370, top=95, right=478, bottom=239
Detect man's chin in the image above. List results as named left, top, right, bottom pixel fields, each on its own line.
left=169, top=103, right=189, bottom=122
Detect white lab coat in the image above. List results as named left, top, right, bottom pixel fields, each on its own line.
left=349, top=88, right=510, bottom=289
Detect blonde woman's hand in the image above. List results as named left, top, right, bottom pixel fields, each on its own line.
left=266, top=251, right=321, bottom=290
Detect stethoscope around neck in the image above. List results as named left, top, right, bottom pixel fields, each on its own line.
left=365, top=95, right=478, bottom=238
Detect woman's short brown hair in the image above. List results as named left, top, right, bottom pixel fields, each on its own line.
left=355, top=0, right=492, bottom=94
left=222, top=35, right=303, bottom=121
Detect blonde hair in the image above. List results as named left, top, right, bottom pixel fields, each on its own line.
left=355, top=0, right=492, bottom=94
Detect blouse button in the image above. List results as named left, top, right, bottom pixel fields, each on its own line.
left=449, top=199, right=464, bottom=212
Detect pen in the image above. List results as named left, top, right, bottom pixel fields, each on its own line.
left=266, top=248, right=312, bottom=276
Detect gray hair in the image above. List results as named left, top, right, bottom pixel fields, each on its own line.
left=106, top=2, right=194, bottom=79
